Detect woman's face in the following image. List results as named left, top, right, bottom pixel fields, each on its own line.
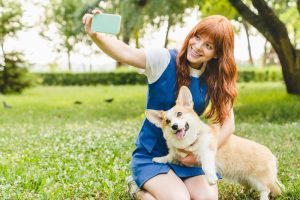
left=187, top=34, right=217, bottom=69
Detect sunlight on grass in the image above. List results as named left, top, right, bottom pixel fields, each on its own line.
left=0, top=83, right=299, bottom=199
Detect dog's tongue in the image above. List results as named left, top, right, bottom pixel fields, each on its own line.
left=176, top=129, right=185, bottom=140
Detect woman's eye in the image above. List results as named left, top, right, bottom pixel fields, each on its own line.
left=177, top=112, right=182, bottom=117
left=166, top=119, right=171, bottom=124
left=206, top=44, right=213, bottom=50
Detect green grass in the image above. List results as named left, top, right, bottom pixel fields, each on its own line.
left=0, top=82, right=299, bottom=199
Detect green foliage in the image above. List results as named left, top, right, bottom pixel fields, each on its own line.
left=279, top=5, right=300, bottom=46
left=0, top=83, right=299, bottom=198
left=88, top=0, right=146, bottom=46
left=201, top=0, right=238, bottom=19
left=41, top=0, right=86, bottom=70
left=235, top=82, right=300, bottom=123
left=0, top=52, right=33, bottom=94
left=35, top=68, right=282, bottom=86
left=143, top=0, right=199, bottom=47
left=0, top=0, right=33, bottom=94
left=0, top=0, right=23, bottom=40
left=119, top=0, right=145, bottom=44
left=237, top=67, right=282, bottom=82
left=37, top=72, right=147, bottom=86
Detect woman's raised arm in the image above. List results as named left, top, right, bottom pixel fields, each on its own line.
left=82, top=9, right=146, bottom=69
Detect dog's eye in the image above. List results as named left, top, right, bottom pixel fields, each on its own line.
left=166, top=119, right=171, bottom=124
left=177, top=112, right=182, bottom=117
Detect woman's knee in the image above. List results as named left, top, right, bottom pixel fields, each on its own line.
left=142, top=170, right=190, bottom=200
left=190, top=190, right=218, bottom=200
left=184, top=175, right=218, bottom=200
left=156, top=189, right=190, bottom=200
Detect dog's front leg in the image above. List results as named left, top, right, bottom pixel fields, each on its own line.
left=199, top=149, right=218, bottom=185
left=152, top=154, right=173, bottom=164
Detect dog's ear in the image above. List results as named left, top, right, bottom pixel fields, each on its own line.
left=145, top=109, right=163, bottom=128
left=176, top=86, right=194, bottom=109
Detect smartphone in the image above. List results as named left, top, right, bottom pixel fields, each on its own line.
left=91, top=13, right=121, bottom=35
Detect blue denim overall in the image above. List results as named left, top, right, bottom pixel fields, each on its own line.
left=131, top=49, right=209, bottom=188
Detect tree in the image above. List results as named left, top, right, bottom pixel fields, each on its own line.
left=41, top=0, right=84, bottom=71
left=0, top=0, right=23, bottom=61
left=86, top=0, right=146, bottom=67
left=229, top=0, right=300, bottom=95
left=201, top=0, right=255, bottom=65
left=90, top=0, right=145, bottom=47
left=241, top=19, right=254, bottom=65
left=0, top=0, right=32, bottom=94
left=144, top=0, right=199, bottom=48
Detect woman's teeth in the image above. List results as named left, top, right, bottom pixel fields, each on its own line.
left=191, top=47, right=201, bottom=57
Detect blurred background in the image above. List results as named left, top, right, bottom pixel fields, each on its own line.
left=1, top=0, right=299, bottom=95
left=1, top=1, right=300, bottom=199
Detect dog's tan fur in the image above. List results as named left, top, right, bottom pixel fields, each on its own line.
left=145, top=86, right=283, bottom=200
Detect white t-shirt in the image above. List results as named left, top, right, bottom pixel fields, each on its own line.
left=143, top=48, right=206, bottom=84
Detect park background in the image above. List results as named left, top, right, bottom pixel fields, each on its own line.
left=1, top=0, right=300, bottom=199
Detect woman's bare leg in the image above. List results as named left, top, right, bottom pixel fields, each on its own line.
left=140, top=170, right=190, bottom=200
left=184, top=175, right=218, bottom=200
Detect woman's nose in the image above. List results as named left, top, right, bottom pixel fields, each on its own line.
left=194, top=41, right=204, bottom=51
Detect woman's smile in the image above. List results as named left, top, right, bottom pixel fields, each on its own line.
left=187, top=35, right=216, bottom=69
left=190, top=46, right=202, bottom=58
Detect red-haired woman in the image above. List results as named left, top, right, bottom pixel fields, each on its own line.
left=83, top=10, right=237, bottom=200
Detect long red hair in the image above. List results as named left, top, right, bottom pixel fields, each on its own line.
left=176, top=15, right=237, bottom=125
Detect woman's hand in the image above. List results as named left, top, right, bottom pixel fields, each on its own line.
left=82, top=9, right=102, bottom=38
left=177, top=150, right=200, bottom=166
left=81, top=8, right=146, bottom=69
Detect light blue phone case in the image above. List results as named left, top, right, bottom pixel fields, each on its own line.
left=91, top=13, right=121, bottom=35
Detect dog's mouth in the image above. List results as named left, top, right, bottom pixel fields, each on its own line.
left=175, top=122, right=189, bottom=140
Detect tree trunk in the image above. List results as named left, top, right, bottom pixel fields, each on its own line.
left=293, top=27, right=297, bottom=47
left=229, top=0, right=300, bottom=95
left=89, top=56, right=92, bottom=72
left=135, top=32, right=140, bottom=48
left=0, top=41, right=6, bottom=62
left=242, top=20, right=254, bottom=65
left=164, top=17, right=172, bottom=48
left=67, top=49, right=71, bottom=71
left=262, top=39, right=267, bottom=66
left=276, top=49, right=300, bottom=94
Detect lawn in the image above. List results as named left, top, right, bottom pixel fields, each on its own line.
left=0, top=82, right=299, bottom=199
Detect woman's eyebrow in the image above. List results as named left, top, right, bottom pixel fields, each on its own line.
left=205, top=40, right=214, bottom=46
left=196, top=34, right=215, bottom=45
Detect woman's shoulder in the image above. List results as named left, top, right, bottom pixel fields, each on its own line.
left=144, top=47, right=173, bottom=84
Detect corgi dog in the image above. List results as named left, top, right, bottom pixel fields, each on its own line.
left=145, top=86, right=283, bottom=200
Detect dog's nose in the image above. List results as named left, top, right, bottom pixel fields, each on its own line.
left=171, top=124, right=178, bottom=130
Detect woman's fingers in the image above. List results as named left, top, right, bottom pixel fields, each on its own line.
left=177, top=151, right=199, bottom=166
left=92, top=8, right=102, bottom=14
left=82, top=13, right=94, bottom=35
left=82, top=8, right=102, bottom=36
left=82, top=13, right=91, bottom=25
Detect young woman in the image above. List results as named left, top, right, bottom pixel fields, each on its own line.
left=83, top=10, right=237, bottom=200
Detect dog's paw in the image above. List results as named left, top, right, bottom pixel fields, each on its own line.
left=152, top=157, right=167, bottom=163
left=206, top=174, right=218, bottom=185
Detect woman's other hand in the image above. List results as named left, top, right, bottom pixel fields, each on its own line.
left=177, top=149, right=200, bottom=166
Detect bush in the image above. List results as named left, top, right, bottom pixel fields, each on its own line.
left=35, top=67, right=283, bottom=86
left=0, top=52, right=34, bottom=94
left=238, top=67, right=282, bottom=82
left=38, top=72, right=147, bottom=86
